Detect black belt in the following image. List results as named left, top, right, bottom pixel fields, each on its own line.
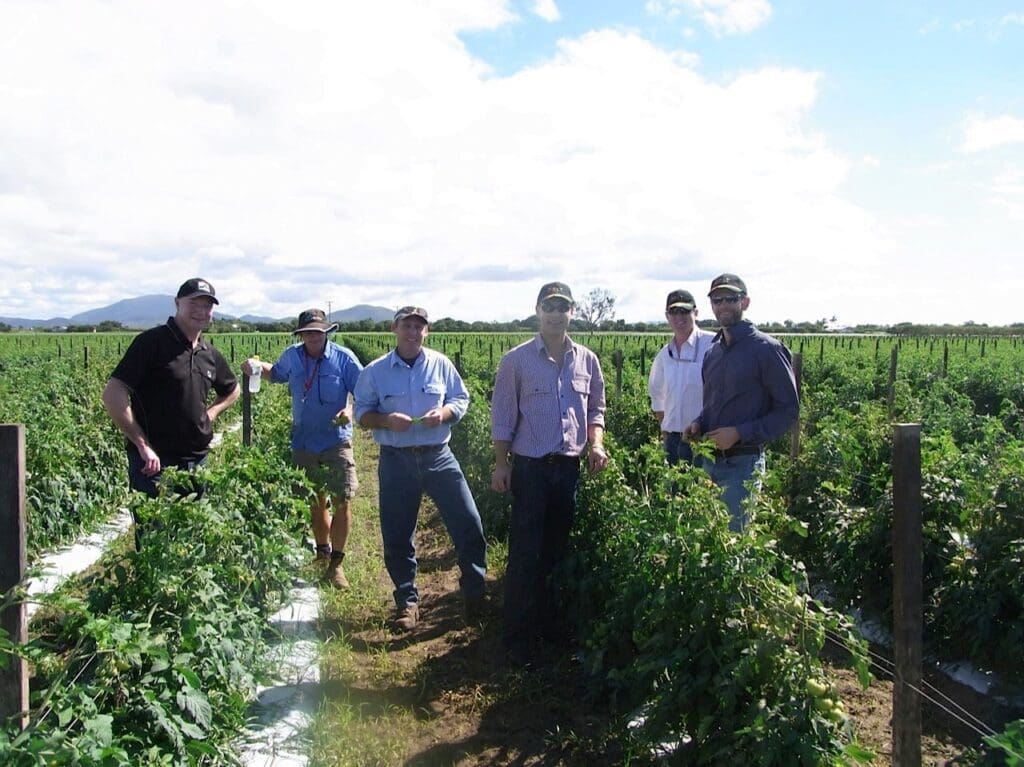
left=716, top=445, right=763, bottom=459
left=385, top=444, right=443, bottom=453
left=515, top=453, right=580, bottom=466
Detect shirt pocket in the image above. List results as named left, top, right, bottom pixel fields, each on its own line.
left=571, top=374, right=591, bottom=396
left=524, top=382, right=554, bottom=399
left=418, top=382, right=445, bottom=411
left=380, top=384, right=407, bottom=411
left=318, top=374, right=344, bottom=404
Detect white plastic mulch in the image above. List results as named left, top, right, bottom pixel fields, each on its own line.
left=24, top=505, right=322, bottom=766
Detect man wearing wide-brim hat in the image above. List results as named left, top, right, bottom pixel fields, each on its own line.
left=245, top=308, right=363, bottom=589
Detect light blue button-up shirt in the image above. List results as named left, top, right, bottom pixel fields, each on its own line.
left=270, top=341, right=363, bottom=452
left=354, top=347, right=469, bottom=448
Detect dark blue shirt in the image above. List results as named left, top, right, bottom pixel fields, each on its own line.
left=698, top=320, right=798, bottom=446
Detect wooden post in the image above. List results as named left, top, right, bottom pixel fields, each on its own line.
left=790, top=353, right=803, bottom=462
left=242, top=377, right=252, bottom=447
left=892, top=423, right=922, bottom=767
left=0, top=424, right=28, bottom=729
left=84, top=345, right=89, bottom=370
left=942, top=342, right=948, bottom=378
left=887, top=346, right=899, bottom=418
left=611, top=349, right=624, bottom=398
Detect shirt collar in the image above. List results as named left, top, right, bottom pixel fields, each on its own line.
left=165, top=316, right=206, bottom=350
left=716, top=319, right=755, bottom=346
left=389, top=347, right=423, bottom=367
left=531, top=333, right=573, bottom=355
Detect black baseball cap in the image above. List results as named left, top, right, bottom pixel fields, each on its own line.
left=707, top=273, right=746, bottom=296
left=176, top=277, right=219, bottom=304
left=666, top=289, right=696, bottom=310
left=536, top=281, right=573, bottom=305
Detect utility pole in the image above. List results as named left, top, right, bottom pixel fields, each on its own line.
left=327, top=301, right=332, bottom=322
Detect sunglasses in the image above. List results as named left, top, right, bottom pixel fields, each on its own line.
left=666, top=307, right=692, bottom=316
left=710, top=294, right=743, bottom=305
left=540, top=300, right=572, bottom=313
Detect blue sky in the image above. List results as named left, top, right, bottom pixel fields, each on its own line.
left=1, top=1, right=1022, bottom=326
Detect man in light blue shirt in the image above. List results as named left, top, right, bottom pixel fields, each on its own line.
left=355, top=306, right=487, bottom=632
left=245, top=308, right=362, bottom=589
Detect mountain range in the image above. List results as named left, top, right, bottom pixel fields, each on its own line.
left=0, top=295, right=395, bottom=329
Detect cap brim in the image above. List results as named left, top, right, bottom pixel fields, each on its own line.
left=539, top=294, right=573, bottom=303
left=667, top=302, right=695, bottom=310
left=707, top=286, right=744, bottom=296
left=294, top=323, right=338, bottom=334
left=179, top=291, right=219, bottom=304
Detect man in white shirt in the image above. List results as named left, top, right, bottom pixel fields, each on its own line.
left=648, top=289, right=714, bottom=466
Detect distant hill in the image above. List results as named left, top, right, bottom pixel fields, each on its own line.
left=1, top=296, right=394, bottom=329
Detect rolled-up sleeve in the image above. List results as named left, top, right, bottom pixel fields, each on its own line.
left=442, top=359, right=470, bottom=422
left=586, top=355, right=606, bottom=428
left=353, top=366, right=379, bottom=423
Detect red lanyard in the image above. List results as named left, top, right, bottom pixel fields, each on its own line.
left=303, top=354, right=322, bottom=402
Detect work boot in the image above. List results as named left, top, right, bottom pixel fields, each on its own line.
left=325, top=552, right=349, bottom=590
left=313, top=544, right=332, bottom=569
left=393, top=603, right=419, bottom=632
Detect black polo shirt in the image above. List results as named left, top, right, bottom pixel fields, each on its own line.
left=110, top=317, right=238, bottom=461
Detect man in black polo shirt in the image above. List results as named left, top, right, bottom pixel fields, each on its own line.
left=102, top=277, right=239, bottom=499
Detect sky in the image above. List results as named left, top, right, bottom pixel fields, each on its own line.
left=1, top=0, right=1022, bottom=327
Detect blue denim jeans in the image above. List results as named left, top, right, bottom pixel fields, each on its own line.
left=700, top=451, right=766, bottom=531
left=377, top=444, right=486, bottom=609
left=503, top=455, right=581, bottom=651
left=663, top=432, right=695, bottom=466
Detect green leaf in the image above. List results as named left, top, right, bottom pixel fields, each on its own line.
left=176, top=685, right=212, bottom=729
left=84, top=714, right=113, bottom=747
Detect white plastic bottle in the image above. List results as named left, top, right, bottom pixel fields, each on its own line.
left=248, top=355, right=262, bottom=393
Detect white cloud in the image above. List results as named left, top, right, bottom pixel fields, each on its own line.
left=961, top=114, right=1024, bottom=153
left=999, top=13, right=1024, bottom=27
left=531, top=0, right=560, bottom=23
left=647, top=0, right=772, bottom=36
left=0, top=0, right=890, bottom=325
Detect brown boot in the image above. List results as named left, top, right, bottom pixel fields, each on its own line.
left=393, top=603, right=419, bottom=632
left=325, top=553, right=349, bottom=590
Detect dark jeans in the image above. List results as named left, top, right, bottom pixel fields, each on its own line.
left=663, top=432, right=696, bottom=466
left=126, top=449, right=207, bottom=499
left=126, top=449, right=207, bottom=549
left=503, top=455, right=580, bottom=652
left=377, top=445, right=487, bottom=609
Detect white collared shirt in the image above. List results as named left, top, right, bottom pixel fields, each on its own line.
left=647, top=328, right=714, bottom=432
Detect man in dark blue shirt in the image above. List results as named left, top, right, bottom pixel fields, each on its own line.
left=685, top=273, right=798, bottom=530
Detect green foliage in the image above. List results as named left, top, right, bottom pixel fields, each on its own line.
left=0, top=352, right=131, bottom=555
left=1, top=383, right=309, bottom=765
left=565, top=443, right=869, bottom=764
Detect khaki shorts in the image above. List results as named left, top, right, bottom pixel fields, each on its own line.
left=292, top=442, right=359, bottom=499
